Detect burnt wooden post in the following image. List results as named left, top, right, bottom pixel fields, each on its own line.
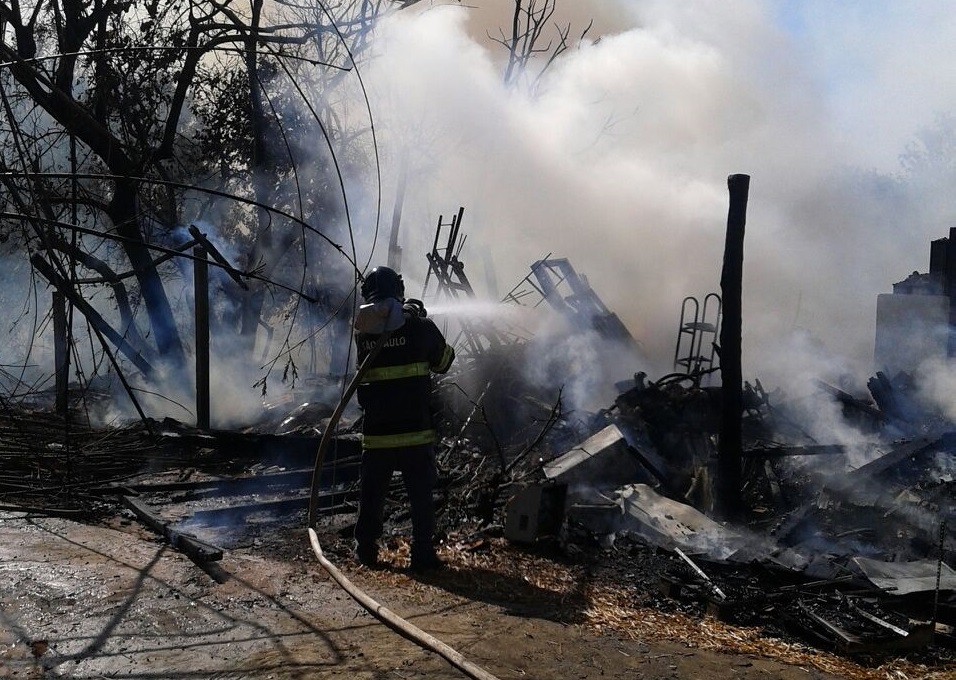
left=53, top=292, right=69, bottom=414
left=946, top=227, right=956, bottom=357
left=717, top=174, right=750, bottom=520
left=194, top=246, right=210, bottom=429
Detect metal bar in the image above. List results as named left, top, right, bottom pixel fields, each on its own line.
left=743, top=445, right=846, bottom=457
left=852, top=606, right=909, bottom=637
left=187, top=224, right=248, bottom=289
left=674, top=547, right=727, bottom=600
left=197, top=491, right=349, bottom=521
left=934, top=520, right=946, bottom=626
left=387, top=158, right=408, bottom=271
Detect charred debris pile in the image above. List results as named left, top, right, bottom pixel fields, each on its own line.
left=416, top=214, right=955, bottom=657
left=414, top=212, right=956, bottom=658
left=1, top=210, right=955, bottom=661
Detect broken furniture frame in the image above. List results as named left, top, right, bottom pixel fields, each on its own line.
left=673, top=293, right=721, bottom=383
left=502, top=257, right=639, bottom=357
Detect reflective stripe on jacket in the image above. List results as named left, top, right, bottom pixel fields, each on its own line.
left=362, top=362, right=430, bottom=382
left=361, top=429, right=437, bottom=449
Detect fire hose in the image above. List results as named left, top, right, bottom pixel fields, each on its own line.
left=306, top=327, right=502, bottom=680
left=307, top=528, right=501, bottom=680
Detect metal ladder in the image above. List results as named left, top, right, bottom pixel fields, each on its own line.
left=673, top=293, right=722, bottom=381
left=422, top=208, right=513, bottom=362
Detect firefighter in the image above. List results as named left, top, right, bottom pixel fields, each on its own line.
left=353, top=266, right=455, bottom=571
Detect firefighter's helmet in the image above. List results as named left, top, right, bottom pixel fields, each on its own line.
left=361, top=266, right=405, bottom=302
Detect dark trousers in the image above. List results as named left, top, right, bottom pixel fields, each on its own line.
left=354, top=443, right=437, bottom=559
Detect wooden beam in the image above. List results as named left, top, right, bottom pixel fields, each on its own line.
left=119, top=495, right=223, bottom=562
left=53, top=292, right=69, bottom=414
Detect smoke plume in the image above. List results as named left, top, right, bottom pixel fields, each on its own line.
left=358, top=1, right=956, bottom=387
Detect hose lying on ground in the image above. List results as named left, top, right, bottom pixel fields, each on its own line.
left=308, top=528, right=502, bottom=680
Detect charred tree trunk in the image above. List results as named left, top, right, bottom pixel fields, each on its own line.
left=1, top=11, right=187, bottom=370
left=109, top=180, right=186, bottom=369
left=238, top=0, right=272, bottom=356
left=717, top=174, right=749, bottom=521
left=194, top=246, right=210, bottom=429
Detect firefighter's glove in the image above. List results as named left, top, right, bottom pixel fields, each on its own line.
left=403, top=298, right=427, bottom=318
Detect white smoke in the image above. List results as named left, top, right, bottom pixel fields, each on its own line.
left=28, top=1, right=956, bottom=432
left=521, top=314, right=639, bottom=414
left=0, top=254, right=54, bottom=400
left=913, top=356, right=956, bottom=426
left=358, top=2, right=956, bottom=388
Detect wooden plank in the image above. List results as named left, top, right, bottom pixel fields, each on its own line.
left=846, top=437, right=938, bottom=480
left=120, top=495, right=223, bottom=562
left=797, top=601, right=862, bottom=651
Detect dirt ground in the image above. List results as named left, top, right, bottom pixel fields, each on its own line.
left=3, top=509, right=953, bottom=680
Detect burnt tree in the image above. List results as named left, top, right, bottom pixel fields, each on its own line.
left=0, top=1, right=388, bottom=406
left=717, top=173, right=750, bottom=520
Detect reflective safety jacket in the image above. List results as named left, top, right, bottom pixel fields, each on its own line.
left=355, top=312, right=455, bottom=450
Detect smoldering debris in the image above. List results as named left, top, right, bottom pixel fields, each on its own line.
left=2, top=233, right=955, bottom=664
left=412, top=227, right=955, bottom=657
left=475, top=351, right=956, bottom=657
